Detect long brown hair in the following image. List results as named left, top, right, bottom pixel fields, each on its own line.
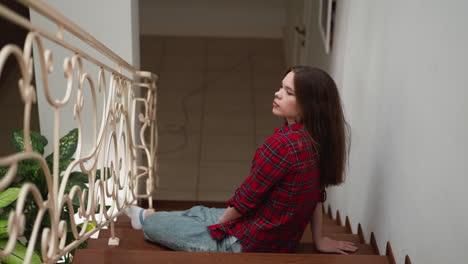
left=286, top=66, right=350, bottom=188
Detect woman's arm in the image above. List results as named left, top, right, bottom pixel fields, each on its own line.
left=217, top=206, right=242, bottom=224
left=311, top=203, right=358, bottom=255
left=228, top=135, right=292, bottom=215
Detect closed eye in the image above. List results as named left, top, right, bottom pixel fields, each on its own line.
left=279, top=85, right=295, bottom=96
left=286, top=88, right=295, bottom=96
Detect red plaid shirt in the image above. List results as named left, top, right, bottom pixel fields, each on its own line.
left=208, top=123, right=322, bottom=253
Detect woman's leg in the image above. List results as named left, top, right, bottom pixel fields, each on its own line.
left=142, top=206, right=229, bottom=252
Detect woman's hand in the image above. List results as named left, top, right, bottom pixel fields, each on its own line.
left=315, top=236, right=359, bottom=255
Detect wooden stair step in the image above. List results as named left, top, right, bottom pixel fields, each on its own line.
left=89, top=235, right=366, bottom=254
left=114, top=214, right=130, bottom=223
left=326, top=234, right=362, bottom=244
left=89, top=235, right=369, bottom=255
left=87, top=237, right=170, bottom=251
left=72, top=249, right=389, bottom=264
left=323, top=224, right=349, bottom=234
left=295, top=243, right=377, bottom=255
left=301, top=224, right=351, bottom=243
left=106, top=216, right=358, bottom=250
left=98, top=228, right=143, bottom=239
left=93, top=226, right=374, bottom=255
left=103, top=223, right=349, bottom=244
left=301, top=231, right=362, bottom=244
left=322, top=217, right=338, bottom=226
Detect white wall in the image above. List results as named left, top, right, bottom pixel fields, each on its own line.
left=139, top=0, right=287, bottom=38
left=30, top=0, right=140, bottom=155
left=296, top=0, right=468, bottom=263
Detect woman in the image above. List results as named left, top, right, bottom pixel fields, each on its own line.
left=125, top=66, right=357, bottom=254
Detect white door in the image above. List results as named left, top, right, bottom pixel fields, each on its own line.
left=288, top=0, right=313, bottom=66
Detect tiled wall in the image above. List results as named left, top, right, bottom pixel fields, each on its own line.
left=140, top=36, right=285, bottom=201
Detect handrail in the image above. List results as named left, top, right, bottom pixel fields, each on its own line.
left=0, top=0, right=158, bottom=263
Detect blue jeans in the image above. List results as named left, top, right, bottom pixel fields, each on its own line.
left=142, top=206, right=243, bottom=252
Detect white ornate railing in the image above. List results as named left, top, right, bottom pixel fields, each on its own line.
left=0, top=0, right=157, bottom=263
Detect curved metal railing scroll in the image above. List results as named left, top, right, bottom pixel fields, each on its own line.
left=0, top=0, right=158, bottom=263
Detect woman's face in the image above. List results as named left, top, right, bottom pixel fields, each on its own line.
left=272, top=71, right=301, bottom=124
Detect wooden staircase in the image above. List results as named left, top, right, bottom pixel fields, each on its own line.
left=72, top=201, right=390, bottom=264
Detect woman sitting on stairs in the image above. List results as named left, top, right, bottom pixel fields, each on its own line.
left=125, top=66, right=358, bottom=254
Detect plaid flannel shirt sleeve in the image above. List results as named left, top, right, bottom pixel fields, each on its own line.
left=228, top=135, right=292, bottom=215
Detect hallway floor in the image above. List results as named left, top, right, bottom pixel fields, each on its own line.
left=140, top=35, right=285, bottom=201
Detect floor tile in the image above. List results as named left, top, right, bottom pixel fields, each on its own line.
left=254, top=90, right=275, bottom=110
left=163, top=36, right=207, bottom=56
left=253, top=72, right=283, bottom=92
left=156, top=160, right=199, bottom=191
left=154, top=190, right=197, bottom=201
left=249, top=38, right=284, bottom=56
left=160, top=55, right=206, bottom=72
left=203, top=86, right=253, bottom=115
left=203, top=111, right=254, bottom=136
left=252, top=55, right=285, bottom=73
left=158, top=71, right=204, bottom=89
left=203, top=101, right=253, bottom=116
left=140, top=35, right=164, bottom=57
left=158, top=109, right=202, bottom=132
left=206, top=55, right=251, bottom=72
left=157, top=72, right=204, bottom=114
left=201, top=135, right=254, bottom=161
left=157, top=90, right=203, bottom=112
left=140, top=54, right=162, bottom=73
left=204, top=71, right=251, bottom=87
left=199, top=161, right=250, bottom=192
left=206, top=38, right=251, bottom=56
left=158, top=130, right=200, bottom=161
left=255, top=113, right=282, bottom=135
left=197, top=192, right=232, bottom=202
left=255, top=134, right=272, bottom=147
left=255, top=102, right=275, bottom=118
left=204, top=83, right=252, bottom=99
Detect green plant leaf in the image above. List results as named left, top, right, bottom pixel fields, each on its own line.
left=95, top=167, right=111, bottom=181
left=12, top=130, right=48, bottom=155
left=0, top=166, right=25, bottom=187
left=45, top=128, right=78, bottom=163
left=0, top=167, right=7, bottom=177
left=64, top=171, right=88, bottom=207
left=22, top=199, right=39, bottom=240
left=78, top=222, right=95, bottom=233
left=0, top=207, right=11, bottom=220
left=0, top=239, right=42, bottom=264
left=0, top=188, right=20, bottom=208
left=66, top=172, right=88, bottom=194
left=59, top=159, right=74, bottom=173
left=0, top=219, right=8, bottom=238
